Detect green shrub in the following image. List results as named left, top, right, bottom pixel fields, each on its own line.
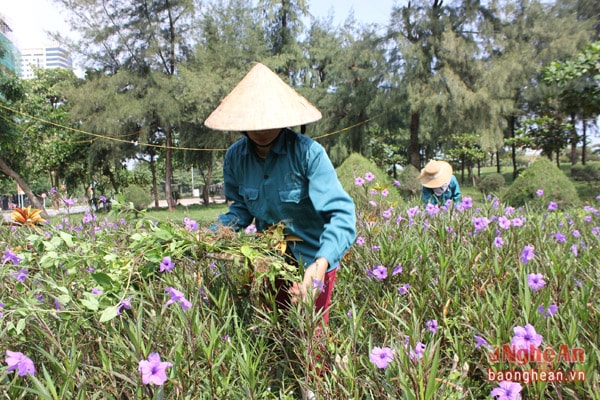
left=336, top=153, right=403, bottom=205
left=397, top=164, right=421, bottom=199
left=477, top=172, right=505, bottom=194
left=571, top=163, right=600, bottom=183
left=502, top=157, right=579, bottom=207
left=122, top=184, right=152, bottom=211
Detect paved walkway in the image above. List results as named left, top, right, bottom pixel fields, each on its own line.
left=2, top=197, right=225, bottom=222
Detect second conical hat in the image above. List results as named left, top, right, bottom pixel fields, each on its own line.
left=204, top=63, right=322, bottom=131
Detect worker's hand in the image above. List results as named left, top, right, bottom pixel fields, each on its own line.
left=289, top=257, right=328, bottom=304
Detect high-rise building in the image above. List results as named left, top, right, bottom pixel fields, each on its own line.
left=0, top=14, right=22, bottom=75
left=20, top=45, right=73, bottom=79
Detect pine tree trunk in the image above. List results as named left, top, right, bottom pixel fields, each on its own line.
left=409, top=111, right=421, bottom=169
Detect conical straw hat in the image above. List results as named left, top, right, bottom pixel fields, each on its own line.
left=204, top=63, right=322, bottom=131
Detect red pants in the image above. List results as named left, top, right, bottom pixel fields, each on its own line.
left=274, top=268, right=338, bottom=324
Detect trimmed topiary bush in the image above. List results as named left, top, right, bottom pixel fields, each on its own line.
left=502, top=157, right=579, bottom=208
left=122, top=184, right=152, bottom=212
left=477, top=172, right=505, bottom=195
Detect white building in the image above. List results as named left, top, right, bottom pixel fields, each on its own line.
left=20, top=45, right=72, bottom=79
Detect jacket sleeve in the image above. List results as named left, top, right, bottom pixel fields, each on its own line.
left=215, top=148, right=254, bottom=230
left=306, top=143, right=356, bottom=269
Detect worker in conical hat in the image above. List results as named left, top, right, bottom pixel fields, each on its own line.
left=205, top=62, right=356, bottom=327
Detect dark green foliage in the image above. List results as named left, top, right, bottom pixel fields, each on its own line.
left=477, top=172, right=505, bottom=194
left=571, top=163, right=600, bottom=183
left=397, top=164, right=421, bottom=199
left=502, top=157, right=579, bottom=208
left=122, top=184, right=152, bottom=211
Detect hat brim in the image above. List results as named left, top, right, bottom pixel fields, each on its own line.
left=204, top=63, right=322, bottom=131
left=419, top=161, right=453, bottom=188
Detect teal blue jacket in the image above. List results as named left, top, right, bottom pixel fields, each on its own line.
left=217, top=129, right=356, bottom=271
left=422, top=175, right=461, bottom=205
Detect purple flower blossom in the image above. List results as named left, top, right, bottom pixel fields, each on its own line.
left=369, top=346, right=394, bottom=369
left=498, top=216, right=511, bottom=230
left=0, top=302, right=4, bottom=318
left=504, top=206, right=515, bottom=216
left=244, top=224, right=257, bottom=234
left=2, top=249, right=22, bottom=266
left=572, top=230, right=580, bottom=238
left=371, top=265, right=388, bottom=281
left=99, top=195, right=107, bottom=202
left=474, top=335, right=489, bottom=349
left=461, top=197, right=473, bottom=209
left=5, top=351, right=36, bottom=377
left=538, top=304, right=558, bottom=318
left=393, top=180, right=401, bottom=188
left=407, top=206, right=420, bottom=218
left=12, top=269, right=28, bottom=283
left=571, top=244, right=578, bottom=257
left=536, top=189, right=544, bottom=197
left=491, top=381, right=522, bottom=400
left=355, top=236, right=365, bottom=245
left=50, top=187, right=57, bottom=194
left=381, top=189, right=389, bottom=197
left=553, top=232, right=566, bottom=243
left=159, top=256, right=175, bottom=272
left=409, top=342, right=426, bottom=361
left=426, top=319, right=438, bottom=334
left=382, top=208, right=393, bottom=219
left=398, top=283, right=410, bottom=295
left=63, top=197, right=75, bottom=207
left=354, top=177, right=365, bottom=186
left=511, top=324, right=543, bottom=353
left=165, top=287, right=192, bottom=310
left=511, top=217, right=525, bottom=227
left=548, top=201, right=558, bottom=211
left=138, top=353, right=173, bottom=385
left=117, top=298, right=133, bottom=315
left=520, top=245, right=535, bottom=264
left=183, top=217, right=199, bottom=232
left=364, top=172, right=375, bottom=182
left=91, top=288, right=103, bottom=295
left=527, top=273, right=546, bottom=291
left=426, top=203, right=440, bottom=216
left=392, top=265, right=403, bottom=276
left=312, top=279, right=325, bottom=292
left=494, top=236, right=504, bottom=248
left=473, top=217, right=490, bottom=232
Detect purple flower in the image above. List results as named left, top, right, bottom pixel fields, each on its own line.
left=381, top=189, right=389, bottom=197
left=407, top=206, right=420, bottom=218
left=527, top=273, right=546, bottom=291
left=409, top=342, right=426, bottom=361
left=494, top=236, right=504, bottom=248
left=538, top=304, right=558, bottom=318
left=504, top=206, right=515, bottom=216
left=398, top=283, right=410, bottom=295
left=392, top=265, right=403, bottom=276
left=571, top=244, right=579, bottom=257
left=312, top=279, right=325, bottom=292
left=498, top=216, right=511, bottom=230
left=138, top=353, right=173, bottom=385
left=382, top=208, right=393, bottom=219
left=354, top=177, right=365, bottom=186
left=461, top=197, right=473, bottom=209
left=426, top=319, right=438, bottom=334
left=244, top=224, right=257, bottom=234
left=91, top=288, right=103, bottom=295
left=572, top=230, right=581, bottom=238
left=520, top=245, right=535, bottom=264
left=548, top=201, right=558, bottom=211
left=511, top=324, right=543, bottom=352
left=5, top=350, right=36, bottom=377
left=474, top=335, right=489, bottom=349
left=99, top=195, right=107, bottom=202
left=63, top=197, right=75, bottom=207
left=393, top=180, right=401, bottom=188
left=553, top=232, right=566, bottom=243
left=364, top=172, right=375, bottom=182
left=355, top=236, right=365, bottom=245
left=426, top=203, right=440, bottom=216
left=491, top=381, right=522, bottom=400
left=165, top=287, right=192, bottom=310
left=12, top=269, right=28, bottom=283
left=183, top=217, right=199, bottom=232
left=369, top=346, right=394, bottom=369
left=473, top=217, right=490, bottom=232
left=2, top=249, right=21, bottom=265
left=371, top=265, right=388, bottom=281
left=159, top=256, right=175, bottom=272
left=511, top=217, right=525, bottom=227
left=536, top=189, right=544, bottom=197
left=117, top=298, right=133, bottom=315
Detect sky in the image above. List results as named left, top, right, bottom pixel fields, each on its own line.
left=1, top=0, right=398, bottom=49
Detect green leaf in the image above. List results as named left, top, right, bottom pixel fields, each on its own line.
left=92, top=272, right=114, bottom=287
left=81, top=294, right=100, bottom=311
left=99, top=305, right=119, bottom=323
left=58, top=231, right=75, bottom=248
